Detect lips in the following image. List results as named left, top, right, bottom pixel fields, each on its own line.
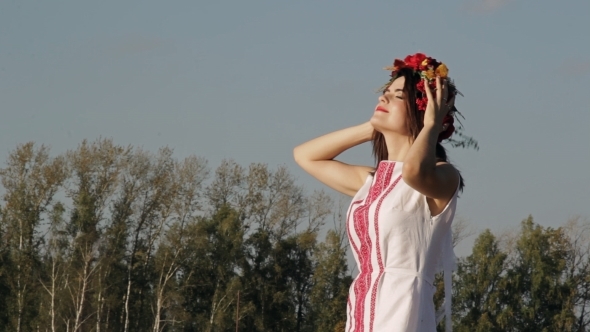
left=375, top=106, right=389, bottom=113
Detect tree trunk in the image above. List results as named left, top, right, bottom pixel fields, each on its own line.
left=16, top=219, right=24, bottom=332
left=73, top=255, right=91, bottom=332
left=96, top=278, right=102, bottom=332
left=50, top=261, right=57, bottom=332
left=152, top=292, right=163, bottom=332
left=123, top=267, right=132, bottom=332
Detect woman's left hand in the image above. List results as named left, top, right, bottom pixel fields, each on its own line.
left=423, top=76, right=453, bottom=131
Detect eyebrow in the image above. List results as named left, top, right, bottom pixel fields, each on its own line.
left=383, top=88, right=404, bottom=94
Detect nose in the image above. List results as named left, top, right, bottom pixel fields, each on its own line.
left=378, top=95, right=386, bottom=103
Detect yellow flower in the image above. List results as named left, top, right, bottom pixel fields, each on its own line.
left=421, top=59, right=429, bottom=67
left=424, top=70, right=435, bottom=79
left=435, top=64, right=449, bottom=78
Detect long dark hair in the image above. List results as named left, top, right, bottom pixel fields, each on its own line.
left=372, top=68, right=464, bottom=192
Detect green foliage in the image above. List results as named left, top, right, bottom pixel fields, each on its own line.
left=0, top=239, right=10, bottom=328
left=309, top=230, right=352, bottom=332
left=0, top=140, right=351, bottom=332
left=452, top=229, right=507, bottom=332
left=449, top=216, right=590, bottom=332
left=1, top=140, right=589, bottom=332
left=500, top=217, right=575, bottom=331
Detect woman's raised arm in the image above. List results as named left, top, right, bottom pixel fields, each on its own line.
left=294, top=121, right=375, bottom=197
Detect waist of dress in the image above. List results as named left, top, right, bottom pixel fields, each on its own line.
left=358, top=267, right=434, bottom=286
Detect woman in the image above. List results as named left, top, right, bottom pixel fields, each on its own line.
left=294, top=53, right=466, bottom=331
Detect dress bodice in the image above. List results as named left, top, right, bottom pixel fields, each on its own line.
left=345, top=160, right=458, bottom=332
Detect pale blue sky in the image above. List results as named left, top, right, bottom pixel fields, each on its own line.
left=1, top=0, right=589, bottom=256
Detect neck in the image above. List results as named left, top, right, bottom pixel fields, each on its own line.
left=381, top=132, right=412, bottom=162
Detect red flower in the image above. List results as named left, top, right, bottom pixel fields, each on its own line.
left=404, top=53, right=427, bottom=69
left=416, top=80, right=425, bottom=92
left=393, top=59, right=406, bottom=71
left=416, top=98, right=428, bottom=111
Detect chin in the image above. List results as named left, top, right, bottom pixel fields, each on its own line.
left=370, top=118, right=400, bottom=134
left=370, top=115, right=388, bottom=129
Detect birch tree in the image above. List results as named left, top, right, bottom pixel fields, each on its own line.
left=0, top=142, right=66, bottom=331
left=120, top=147, right=177, bottom=332
left=151, top=156, right=208, bottom=332
left=62, top=139, right=127, bottom=331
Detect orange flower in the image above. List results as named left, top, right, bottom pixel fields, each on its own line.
left=435, top=64, right=449, bottom=78
left=424, top=70, right=436, bottom=79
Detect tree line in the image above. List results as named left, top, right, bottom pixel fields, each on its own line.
left=0, top=139, right=350, bottom=332
left=0, top=139, right=589, bottom=332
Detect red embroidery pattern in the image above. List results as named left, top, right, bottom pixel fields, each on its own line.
left=369, top=173, right=402, bottom=332
left=347, top=199, right=363, bottom=264
left=347, top=198, right=364, bottom=332
left=352, top=202, right=371, bottom=332
left=351, top=162, right=395, bottom=332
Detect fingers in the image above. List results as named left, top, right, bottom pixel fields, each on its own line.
left=442, top=78, right=449, bottom=104
left=437, top=76, right=449, bottom=106
left=424, top=78, right=434, bottom=102
left=436, top=76, right=442, bottom=105
left=426, top=77, right=449, bottom=105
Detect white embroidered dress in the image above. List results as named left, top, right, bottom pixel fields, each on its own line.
left=345, top=160, right=458, bottom=332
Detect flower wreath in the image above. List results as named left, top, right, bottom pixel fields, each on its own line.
left=381, top=53, right=478, bottom=149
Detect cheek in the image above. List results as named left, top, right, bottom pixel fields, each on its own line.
left=390, top=100, right=408, bottom=120
left=387, top=100, right=411, bottom=133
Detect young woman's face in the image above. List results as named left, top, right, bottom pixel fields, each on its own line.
left=370, top=76, right=410, bottom=136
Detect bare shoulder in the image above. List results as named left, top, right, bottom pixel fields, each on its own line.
left=435, top=161, right=460, bottom=179
left=403, top=161, right=459, bottom=200
left=434, top=161, right=461, bottom=196
left=425, top=162, right=460, bottom=216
